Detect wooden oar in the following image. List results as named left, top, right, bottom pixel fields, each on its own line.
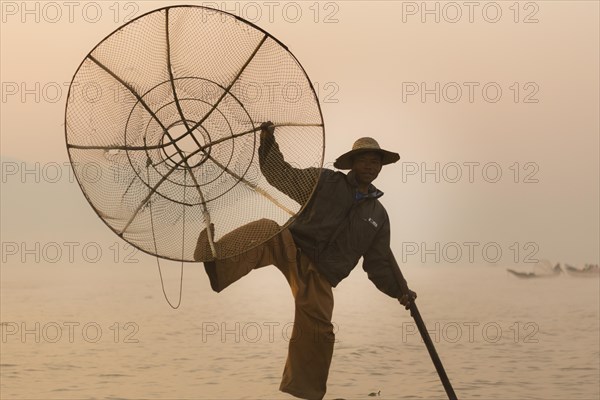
left=407, top=302, right=457, bottom=400
left=391, top=263, right=458, bottom=400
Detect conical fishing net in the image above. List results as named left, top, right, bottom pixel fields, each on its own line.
left=65, top=5, right=324, bottom=262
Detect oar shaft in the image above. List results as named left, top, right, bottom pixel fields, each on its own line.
left=409, top=302, right=457, bottom=400
left=389, top=260, right=457, bottom=400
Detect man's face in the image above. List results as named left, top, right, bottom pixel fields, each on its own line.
left=351, top=152, right=383, bottom=186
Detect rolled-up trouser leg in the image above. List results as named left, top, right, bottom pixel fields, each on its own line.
left=279, top=254, right=334, bottom=400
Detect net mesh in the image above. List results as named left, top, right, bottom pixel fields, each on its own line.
left=65, top=6, right=324, bottom=262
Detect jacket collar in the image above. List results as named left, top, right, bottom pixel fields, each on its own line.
left=346, top=171, right=384, bottom=200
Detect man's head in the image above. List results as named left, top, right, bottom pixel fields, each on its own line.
left=351, top=151, right=384, bottom=186
left=333, top=137, right=400, bottom=173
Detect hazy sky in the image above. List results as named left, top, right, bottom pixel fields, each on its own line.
left=1, top=1, right=598, bottom=267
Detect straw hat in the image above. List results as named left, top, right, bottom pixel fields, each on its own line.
left=333, top=137, right=400, bottom=170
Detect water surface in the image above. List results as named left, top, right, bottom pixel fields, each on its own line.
left=1, top=263, right=598, bottom=399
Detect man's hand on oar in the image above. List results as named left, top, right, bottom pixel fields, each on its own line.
left=399, top=288, right=417, bottom=310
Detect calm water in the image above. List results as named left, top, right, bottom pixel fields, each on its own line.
left=1, top=262, right=598, bottom=400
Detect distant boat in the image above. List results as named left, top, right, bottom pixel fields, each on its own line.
left=564, top=264, right=599, bottom=277
left=507, top=262, right=562, bottom=279
left=506, top=269, right=537, bottom=278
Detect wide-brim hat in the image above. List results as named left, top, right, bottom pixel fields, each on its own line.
left=334, top=137, right=400, bottom=170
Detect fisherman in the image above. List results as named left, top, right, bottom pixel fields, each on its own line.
left=194, top=122, right=417, bottom=400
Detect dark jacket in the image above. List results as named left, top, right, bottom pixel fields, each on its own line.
left=259, top=135, right=407, bottom=298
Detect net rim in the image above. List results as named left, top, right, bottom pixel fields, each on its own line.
left=64, top=4, right=326, bottom=262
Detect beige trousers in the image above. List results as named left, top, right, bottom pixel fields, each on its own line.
left=203, top=220, right=335, bottom=400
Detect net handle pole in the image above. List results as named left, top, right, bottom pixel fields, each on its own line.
left=257, top=122, right=323, bottom=130
left=66, top=123, right=324, bottom=151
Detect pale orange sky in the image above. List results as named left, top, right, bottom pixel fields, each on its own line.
left=1, top=1, right=598, bottom=265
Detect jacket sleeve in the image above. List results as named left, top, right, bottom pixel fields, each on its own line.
left=362, top=214, right=408, bottom=299
left=258, top=133, right=320, bottom=205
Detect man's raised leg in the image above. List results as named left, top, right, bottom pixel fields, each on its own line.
left=195, top=219, right=297, bottom=292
